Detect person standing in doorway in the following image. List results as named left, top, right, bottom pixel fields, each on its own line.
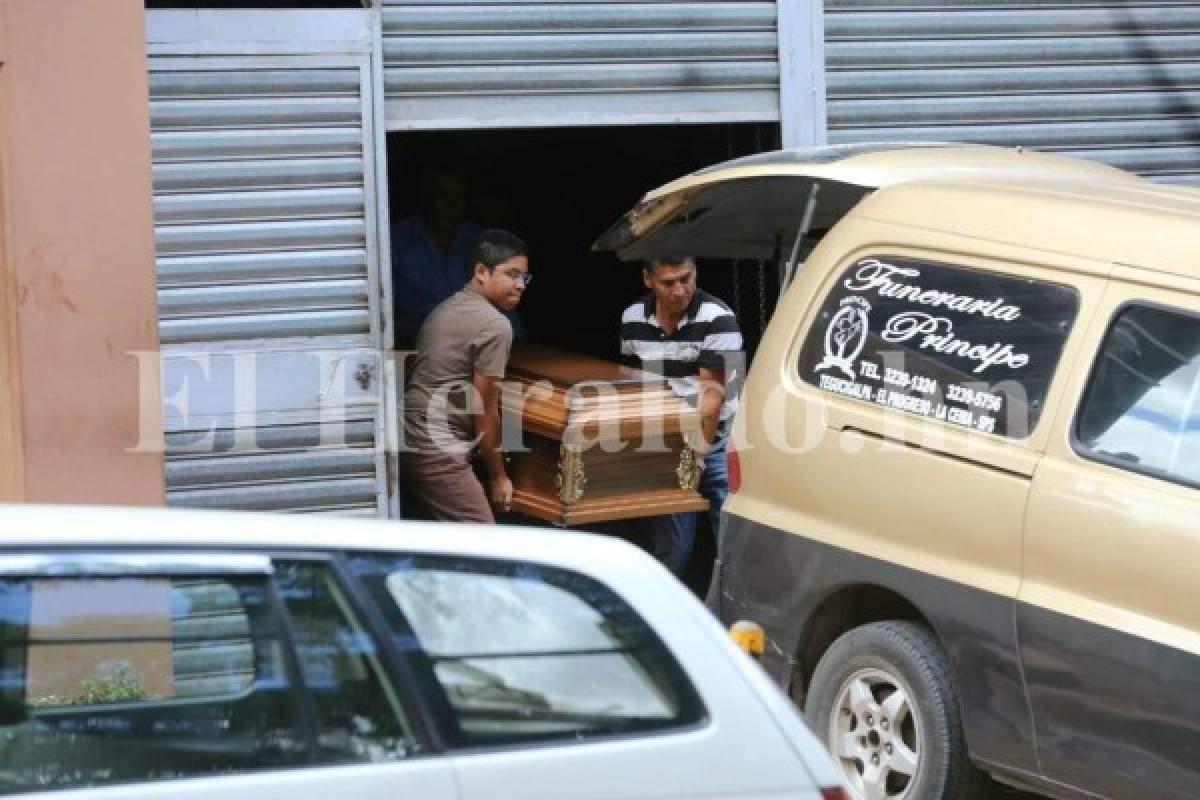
left=619, top=255, right=743, bottom=576
left=402, top=229, right=531, bottom=523
left=391, top=165, right=482, bottom=343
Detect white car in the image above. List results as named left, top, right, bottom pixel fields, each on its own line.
left=0, top=505, right=844, bottom=799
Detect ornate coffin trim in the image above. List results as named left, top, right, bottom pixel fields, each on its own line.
left=676, top=446, right=701, bottom=491
left=556, top=444, right=587, bottom=504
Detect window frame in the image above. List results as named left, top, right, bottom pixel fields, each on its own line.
left=244, top=548, right=447, bottom=759
left=0, top=546, right=449, bottom=796
left=1070, top=298, right=1200, bottom=492
left=0, top=552, right=320, bottom=791
left=343, top=550, right=711, bottom=755
left=3, top=554, right=306, bottom=716
left=794, top=252, right=1083, bottom=441
left=323, top=550, right=448, bottom=755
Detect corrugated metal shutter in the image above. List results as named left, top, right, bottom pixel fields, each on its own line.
left=147, top=20, right=391, bottom=516
left=382, top=1, right=781, bottom=129
left=824, top=1, right=1200, bottom=184
left=171, top=579, right=253, bottom=699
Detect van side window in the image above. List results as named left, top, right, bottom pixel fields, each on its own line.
left=1076, top=304, right=1200, bottom=485
left=348, top=553, right=705, bottom=748
left=798, top=256, right=1079, bottom=437
left=0, top=575, right=308, bottom=793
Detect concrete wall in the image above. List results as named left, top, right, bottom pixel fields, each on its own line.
left=0, top=0, right=163, bottom=505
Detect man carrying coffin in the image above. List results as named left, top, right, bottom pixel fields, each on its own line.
left=402, top=229, right=531, bottom=523
left=619, top=255, right=744, bottom=576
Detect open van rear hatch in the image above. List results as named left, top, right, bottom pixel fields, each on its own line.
left=592, top=143, right=1134, bottom=262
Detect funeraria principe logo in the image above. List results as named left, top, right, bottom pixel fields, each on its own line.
left=816, top=296, right=872, bottom=380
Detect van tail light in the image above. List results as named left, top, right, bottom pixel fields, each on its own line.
left=821, top=789, right=850, bottom=800
left=726, top=437, right=742, bottom=494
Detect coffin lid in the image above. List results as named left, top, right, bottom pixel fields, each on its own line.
left=592, top=142, right=1139, bottom=261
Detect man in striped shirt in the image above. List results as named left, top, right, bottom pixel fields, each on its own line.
left=620, top=256, right=744, bottom=578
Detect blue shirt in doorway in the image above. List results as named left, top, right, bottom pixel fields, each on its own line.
left=392, top=215, right=481, bottom=341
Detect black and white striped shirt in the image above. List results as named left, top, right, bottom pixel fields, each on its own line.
left=620, top=289, right=744, bottom=421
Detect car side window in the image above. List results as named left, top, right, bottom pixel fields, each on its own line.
left=348, top=553, right=705, bottom=748
left=1076, top=303, right=1200, bottom=486
left=274, top=560, right=420, bottom=762
left=798, top=255, right=1080, bottom=437
left=0, top=561, right=423, bottom=795
left=0, top=574, right=308, bottom=794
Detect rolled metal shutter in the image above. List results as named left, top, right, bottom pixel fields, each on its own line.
left=383, top=1, right=781, bottom=129
left=171, top=579, right=254, bottom=699
left=148, top=24, right=390, bottom=516
left=825, top=1, right=1200, bottom=184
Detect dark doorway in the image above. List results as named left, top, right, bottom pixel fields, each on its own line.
left=388, top=122, right=779, bottom=596
left=387, top=123, right=780, bottom=360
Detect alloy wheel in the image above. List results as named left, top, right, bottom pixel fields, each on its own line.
left=828, top=667, right=921, bottom=800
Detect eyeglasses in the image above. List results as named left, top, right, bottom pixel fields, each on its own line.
left=499, top=269, right=533, bottom=287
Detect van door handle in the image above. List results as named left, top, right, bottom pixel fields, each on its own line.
left=826, top=403, right=1039, bottom=479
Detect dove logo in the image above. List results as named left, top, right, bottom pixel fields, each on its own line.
left=816, top=297, right=871, bottom=380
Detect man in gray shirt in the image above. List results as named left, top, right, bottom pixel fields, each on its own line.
left=402, top=229, right=531, bottom=523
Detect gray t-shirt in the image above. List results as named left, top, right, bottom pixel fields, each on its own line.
left=404, top=285, right=513, bottom=453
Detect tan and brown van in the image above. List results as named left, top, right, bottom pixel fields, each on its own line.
left=596, top=144, right=1200, bottom=800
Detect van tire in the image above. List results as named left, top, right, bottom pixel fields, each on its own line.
left=804, top=620, right=987, bottom=800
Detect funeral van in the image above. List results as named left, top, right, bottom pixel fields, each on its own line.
left=596, top=144, right=1200, bottom=800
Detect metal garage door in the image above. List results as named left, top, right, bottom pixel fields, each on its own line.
left=146, top=11, right=395, bottom=516
left=382, top=1, right=782, bottom=129
left=824, top=1, right=1200, bottom=184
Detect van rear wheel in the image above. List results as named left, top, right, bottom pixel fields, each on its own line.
left=804, top=621, right=985, bottom=800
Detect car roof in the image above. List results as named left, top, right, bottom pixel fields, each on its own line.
left=0, top=504, right=846, bottom=790
left=672, top=142, right=1139, bottom=191
left=0, top=504, right=662, bottom=577
left=610, top=144, right=1200, bottom=281
left=854, top=175, right=1200, bottom=282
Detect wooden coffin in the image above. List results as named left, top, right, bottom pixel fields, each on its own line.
left=501, top=343, right=709, bottom=527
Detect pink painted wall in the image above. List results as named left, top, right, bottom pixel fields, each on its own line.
left=0, top=0, right=164, bottom=504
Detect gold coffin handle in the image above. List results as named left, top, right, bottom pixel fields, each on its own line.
left=556, top=444, right=587, bottom=504
left=677, top=446, right=701, bottom=491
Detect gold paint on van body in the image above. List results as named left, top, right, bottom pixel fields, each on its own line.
left=598, top=144, right=1200, bottom=797
left=609, top=144, right=1200, bottom=653
left=722, top=156, right=1200, bottom=656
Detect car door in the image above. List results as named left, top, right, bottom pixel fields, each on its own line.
left=1020, top=275, right=1200, bottom=798
left=753, top=244, right=1102, bottom=776
left=343, top=549, right=821, bottom=800
left=0, top=551, right=459, bottom=800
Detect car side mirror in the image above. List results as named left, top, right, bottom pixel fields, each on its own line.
left=0, top=695, right=27, bottom=726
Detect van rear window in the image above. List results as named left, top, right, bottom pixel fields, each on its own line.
left=798, top=256, right=1079, bottom=438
